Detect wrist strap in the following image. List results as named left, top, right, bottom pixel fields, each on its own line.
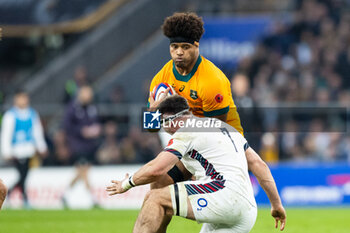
left=129, top=175, right=136, bottom=187
left=121, top=175, right=136, bottom=191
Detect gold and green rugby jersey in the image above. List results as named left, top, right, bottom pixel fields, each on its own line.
left=149, top=55, right=243, bottom=135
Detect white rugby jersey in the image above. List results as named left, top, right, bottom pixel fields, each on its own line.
left=165, top=117, right=256, bottom=206
left=1, top=107, right=47, bottom=159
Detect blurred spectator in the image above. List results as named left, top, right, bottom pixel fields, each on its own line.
left=315, top=87, right=330, bottom=105
left=231, top=73, right=260, bottom=133
left=52, top=130, right=71, bottom=166
left=303, top=119, right=330, bottom=160
left=120, top=126, right=161, bottom=163
left=279, top=120, right=302, bottom=161
left=120, top=137, right=138, bottom=163
left=231, top=73, right=253, bottom=108
left=63, top=85, right=101, bottom=163
left=62, top=85, right=101, bottom=207
left=338, top=90, right=350, bottom=107
left=63, top=65, right=89, bottom=104
left=335, top=46, right=350, bottom=89
left=106, top=85, right=125, bottom=104
left=137, top=131, right=162, bottom=163
left=260, top=132, right=279, bottom=163
left=338, top=136, right=350, bottom=161
left=0, top=89, right=47, bottom=208
left=96, top=121, right=122, bottom=164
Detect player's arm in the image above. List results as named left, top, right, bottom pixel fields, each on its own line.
left=245, top=147, right=286, bottom=231
left=32, top=112, right=48, bottom=157
left=133, top=151, right=180, bottom=185
left=0, top=179, right=7, bottom=210
left=106, top=151, right=179, bottom=195
left=0, top=112, right=15, bottom=160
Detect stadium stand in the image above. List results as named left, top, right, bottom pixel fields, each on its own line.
left=0, top=0, right=108, bottom=25
left=234, top=0, right=350, bottom=161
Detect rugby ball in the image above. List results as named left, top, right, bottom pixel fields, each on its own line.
left=152, top=83, right=175, bottom=101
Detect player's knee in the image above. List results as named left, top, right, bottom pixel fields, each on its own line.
left=144, top=189, right=161, bottom=203
left=145, top=189, right=173, bottom=213
left=143, top=190, right=153, bottom=202
left=0, top=179, right=6, bottom=190
left=144, top=189, right=164, bottom=205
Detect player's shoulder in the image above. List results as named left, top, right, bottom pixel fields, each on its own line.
left=157, top=59, right=173, bottom=75
left=223, top=122, right=248, bottom=146
left=200, top=56, right=225, bottom=74
left=4, top=107, right=15, bottom=115
left=152, top=59, right=173, bottom=83
left=2, top=109, right=14, bottom=121
left=173, top=127, right=196, bottom=140
left=199, top=56, right=230, bottom=83
left=221, top=121, right=243, bottom=136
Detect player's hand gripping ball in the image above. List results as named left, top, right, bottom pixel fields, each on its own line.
left=152, top=83, right=175, bottom=101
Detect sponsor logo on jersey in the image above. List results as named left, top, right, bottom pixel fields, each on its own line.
left=197, top=198, right=208, bottom=211
left=179, top=85, right=185, bottom=92
left=197, top=198, right=208, bottom=207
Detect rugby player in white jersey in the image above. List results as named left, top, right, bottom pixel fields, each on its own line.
left=107, top=96, right=286, bottom=233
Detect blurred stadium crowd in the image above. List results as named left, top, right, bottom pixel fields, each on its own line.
left=1, top=0, right=350, bottom=167
left=233, top=0, right=350, bottom=162
left=48, top=78, right=161, bottom=166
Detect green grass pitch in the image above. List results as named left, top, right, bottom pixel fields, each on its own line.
left=1, top=208, right=350, bottom=233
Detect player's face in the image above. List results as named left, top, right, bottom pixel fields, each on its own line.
left=14, top=93, right=29, bottom=109
left=170, top=43, right=199, bottom=70
left=78, top=86, right=93, bottom=105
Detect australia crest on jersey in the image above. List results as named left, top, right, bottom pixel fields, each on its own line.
left=190, top=90, right=198, bottom=100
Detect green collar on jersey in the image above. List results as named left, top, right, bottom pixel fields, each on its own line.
left=173, top=55, right=202, bottom=82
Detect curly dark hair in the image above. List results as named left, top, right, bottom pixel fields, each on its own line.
left=158, top=95, right=190, bottom=115
left=162, top=12, right=204, bottom=42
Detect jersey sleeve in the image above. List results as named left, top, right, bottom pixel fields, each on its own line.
left=238, top=134, right=250, bottom=151
left=200, top=74, right=232, bottom=117
left=164, top=132, right=191, bottom=159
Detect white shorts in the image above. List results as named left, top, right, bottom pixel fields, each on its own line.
left=169, top=180, right=257, bottom=233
